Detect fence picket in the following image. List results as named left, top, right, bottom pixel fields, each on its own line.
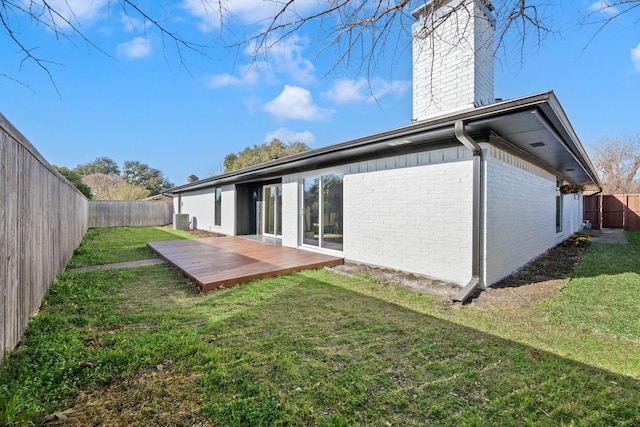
left=0, top=114, right=88, bottom=364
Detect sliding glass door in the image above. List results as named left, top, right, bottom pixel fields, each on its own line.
left=263, top=184, right=282, bottom=237
left=302, top=173, right=343, bottom=251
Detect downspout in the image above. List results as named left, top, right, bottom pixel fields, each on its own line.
left=453, top=120, right=484, bottom=303
left=589, top=188, right=604, bottom=230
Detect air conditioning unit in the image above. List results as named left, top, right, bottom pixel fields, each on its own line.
left=173, top=213, right=189, bottom=231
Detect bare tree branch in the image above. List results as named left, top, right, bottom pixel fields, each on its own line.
left=227, top=0, right=559, bottom=88
left=0, top=0, right=215, bottom=90
left=580, top=0, right=640, bottom=49
left=591, top=135, right=640, bottom=194
left=1, top=0, right=638, bottom=92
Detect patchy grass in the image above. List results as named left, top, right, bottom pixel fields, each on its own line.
left=67, top=226, right=193, bottom=268
left=1, top=227, right=640, bottom=426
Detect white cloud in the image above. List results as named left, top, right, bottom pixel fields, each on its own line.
left=120, top=12, right=145, bottom=32
left=208, top=36, right=315, bottom=88
left=208, top=65, right=261, bottom=87
left=264, top=85, right=333, bottom=121
left=117, top=37, right=152, bottom=59
left=323, top=77, right=411, bottom=103
left=247, top=35, right=315, bottom=84
left=180, top=0, right=222, bottom=32
left=588, top=1, right=620, bottom=16
left=264, top=128, right=316, bottom=145
left=29, top=0, right=108, bottom=27
left=632, top=43, right=640, bottom=71
left=182, top=0, right=319, bottom=32
left=324, top=78, right=370, bottom=103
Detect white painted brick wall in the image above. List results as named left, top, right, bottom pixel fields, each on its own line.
left=412, top=0, right=494, bottom=120
left=344, top=159, right=474, bottom=285
left=483, top=145, right=583, bottom=285
left=473, top=5, right=495, bottom=107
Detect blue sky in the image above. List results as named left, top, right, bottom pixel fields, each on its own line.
left=1, top=0, right=638, bottom=186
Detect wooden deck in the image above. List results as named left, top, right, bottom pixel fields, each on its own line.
left=147, top=236, right=343, bottom=292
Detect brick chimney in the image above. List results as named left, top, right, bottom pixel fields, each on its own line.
left=412, top=0, right=495, bottom=121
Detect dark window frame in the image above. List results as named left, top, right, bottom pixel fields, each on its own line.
left=214, top=187, right=222, bottom=227
left=556, top=179, right=563, bottom=233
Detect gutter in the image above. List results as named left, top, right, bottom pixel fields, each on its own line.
left=165, top=91, right=559, bottom=194
left=453, top=120, right=484, bottom=303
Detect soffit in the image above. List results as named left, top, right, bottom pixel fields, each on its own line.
left=464, top=109, right=598, bottom=187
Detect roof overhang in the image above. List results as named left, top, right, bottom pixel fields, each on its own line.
left=166, top=91, right=601, bottom=194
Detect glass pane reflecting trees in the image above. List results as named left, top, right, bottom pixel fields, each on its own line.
left=302, top=173, right=343, bottom=250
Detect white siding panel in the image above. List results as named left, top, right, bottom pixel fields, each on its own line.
left=220, top=185, right=236, bottom=235
left=179, top=185, right=236, bottom=235
left=180, top=188, right=214, bottom=232
left=560, top=192, right=584, bottom=244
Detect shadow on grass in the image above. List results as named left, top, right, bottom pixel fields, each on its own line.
left=3, top=264, right=639, bottom=426
left=194, top=271, right=640, bottom=426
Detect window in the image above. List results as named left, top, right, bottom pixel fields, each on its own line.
left=302, top=173, right=343, bottom=251
left=556, top=179, right=563, bottom=233
left=263, top=184, right=282, bottom=237
left=214, top=187, right=222, bottom=226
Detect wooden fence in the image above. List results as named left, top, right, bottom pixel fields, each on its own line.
left=88, top=200, right=172, bottom=227
left=1, top=113, right=89, bottom=365
left=583, top=194, right=640, bottom=231
left=583, top=195, right=600, bottom=229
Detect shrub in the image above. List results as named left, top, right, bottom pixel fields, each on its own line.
left=563, top=234, right=591, bottom=247
left=575, top=236, right=591, bottom=247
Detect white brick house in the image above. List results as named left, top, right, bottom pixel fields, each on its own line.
left=166, top=0, right=600, bottom=301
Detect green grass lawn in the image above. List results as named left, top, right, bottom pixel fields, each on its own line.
left=547, top=232, right=640, bottom=341
left=67, top=226, right=193, bottom=268
left=1, top=227, right=639, bottom=426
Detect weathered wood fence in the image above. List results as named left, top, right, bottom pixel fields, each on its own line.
left=88, top=200, right=172, bottom=227
left=1, top=113, right=88, bottom=365
left=1, top=114, right=177, bottom=364
left=583, top=194, right=640, bottom=230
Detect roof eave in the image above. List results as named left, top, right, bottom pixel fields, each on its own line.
left=167, top=91, right=600, bottom=193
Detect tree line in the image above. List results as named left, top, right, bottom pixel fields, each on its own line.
left=54, top=157, right=173, bottom=200
left=55, top=136, right=640, bottom=199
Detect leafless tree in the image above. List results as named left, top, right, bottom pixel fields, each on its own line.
left=590, top=136, right=640, bottom=194
left=2, top=0, right=638, bottom=87
left=81, top=173, right=123, bottom=198
left=81, top=172, right=150, bottom=199
left=0, top=0, right=210, bottom=91
left=243, top=1, right=553, bottom=76
left=228, top=0, right=640, bottom=79
left=580, top=0, right=640, bottom=46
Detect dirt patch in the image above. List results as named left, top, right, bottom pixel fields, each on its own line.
left=333, top=243, right=588, bottom=308
left=184, top=229, right=226, bottom=238
left=472, top=243, right=587, bottom=307
left=162, top=225, right=225, bottom=238
left=332, top=263, right=462, bottom=300
left=44, top=368, right=212, bottom=427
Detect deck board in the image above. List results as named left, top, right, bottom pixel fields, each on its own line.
left=147, top=236, right=343, bottom=291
